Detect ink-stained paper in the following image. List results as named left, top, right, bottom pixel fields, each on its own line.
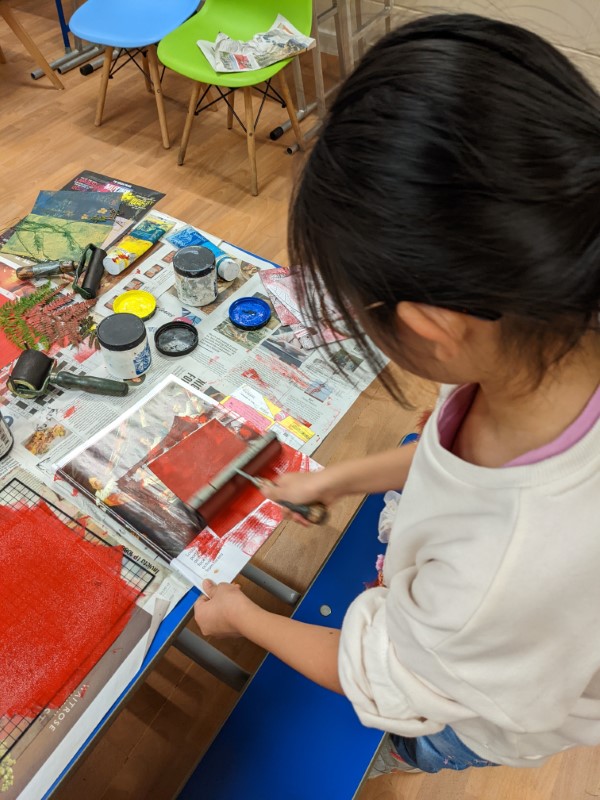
left=0, top=213, right=111, bottom=263
left=30, top=191, right=120, bottom=224
left=0, top=171, right=164, bottom=266
left=56, top=376, right=317, bottom=585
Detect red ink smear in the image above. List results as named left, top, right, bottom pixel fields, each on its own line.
left=63, top=405, right=76, bottom=419
left=0, top=502, right=138, bottom=719
left=241, top=368, right=268, bottom=389
left=73, top=341, right=98, bottom=364
left=188, top=444, right=306, bottom=561
left=149, top=419, right=247, bottom=505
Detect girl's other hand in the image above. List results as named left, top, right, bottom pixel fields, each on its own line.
left=194, top=579, right=255, bottom=638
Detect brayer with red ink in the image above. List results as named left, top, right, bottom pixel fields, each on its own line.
left=185, top=430, right=328, bottom=526
left=234, top=468, right=328, bottom=524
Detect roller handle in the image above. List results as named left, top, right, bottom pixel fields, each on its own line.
left=53, top=372, right=129, bottom=396
left=236, top=470, right=329, bottom=526
left=277, top=499, right=329, bottom=525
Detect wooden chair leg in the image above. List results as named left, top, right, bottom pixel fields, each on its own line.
left=141, top=48, right=152, bottom=94
left=277, top=68, right=304, bottom=152
left=227, top=89, right=235, bottom=129
left=95, top=46, right=113, bottom=126
left=0, top=0, right=64, bottom=89
left=147, top=44, right=169, bottom=149
left=0, top=42, right=6, bottom=64
left=243, top=86, right=258, bottom=196
left=178, top=82, right=201, bottom=166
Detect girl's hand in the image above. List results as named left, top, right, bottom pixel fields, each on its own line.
left=194, top=579, right=256, bottom=638
left=260, top=470, right=339, bottom=526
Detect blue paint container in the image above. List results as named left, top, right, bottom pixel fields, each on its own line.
left=228, top=297, right=272, bottom=330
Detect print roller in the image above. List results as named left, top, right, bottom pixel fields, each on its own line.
left=234, top=469, right=328, bottom=525
left=8, top=349, right=129, bottom=399
left=186, top=431, right=328, bottom=526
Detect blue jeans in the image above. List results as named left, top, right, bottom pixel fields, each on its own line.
left=391, top=726, right=497, bottom=773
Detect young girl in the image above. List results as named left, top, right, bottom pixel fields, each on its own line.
left=194, top=13, right=600, bottom=774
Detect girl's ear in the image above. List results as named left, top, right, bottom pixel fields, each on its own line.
left=395, top=301, right=469, bottom=362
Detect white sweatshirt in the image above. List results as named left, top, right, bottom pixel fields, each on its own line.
left=338, top=387, right=600, bottom=767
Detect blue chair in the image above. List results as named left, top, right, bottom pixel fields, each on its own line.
left=69, top=0, right=200, bottom=148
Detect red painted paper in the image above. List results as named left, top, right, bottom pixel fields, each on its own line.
left=186, top=441, right=305, bottom=564
left=148, top=418, right=248, bottom=504
left=0, top=502, right=138, bottom=720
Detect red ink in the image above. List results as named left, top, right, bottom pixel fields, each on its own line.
left=149, top=419, right=247, bottom=505
left=187, top=444, right=306, bottom=561
left=0, top=502, right=138, bottom=720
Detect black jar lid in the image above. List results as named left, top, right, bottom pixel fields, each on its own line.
left=173, top=246, right=216, bottom=278
left=97, top=312, right=146, bottom=351
left=154, top=320, right=199, bottom=356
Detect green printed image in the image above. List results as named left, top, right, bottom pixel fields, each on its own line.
left=0, top=213, right=110, bottom=262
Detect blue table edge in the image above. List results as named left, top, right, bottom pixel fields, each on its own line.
left=44, top=586, right=201, bottom=798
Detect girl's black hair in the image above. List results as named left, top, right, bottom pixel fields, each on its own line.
left=290, top=13, right=600, bottom=401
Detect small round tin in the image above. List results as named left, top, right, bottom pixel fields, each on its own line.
left=113, top=290, right=157, bottom=321
left=228, top=297, right=272, bottom=330
left=154, top=321, right=199, bottom=357
left=97, top=312, right=152, bottom=380
left=173, top=246, right=218, bottom=308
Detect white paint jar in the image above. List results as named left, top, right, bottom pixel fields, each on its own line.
left=173, top=246, right=218, bottom=307
left=96, top=313, right=152, bottom=380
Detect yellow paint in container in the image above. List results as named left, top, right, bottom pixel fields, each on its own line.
left=113, top=290, right=157, bottom=321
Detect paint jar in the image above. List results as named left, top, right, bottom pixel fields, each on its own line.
left=96, top=312, right=152, bottom=380
left=0, top=411, right=14, bottom=460
left=173, top=246, right=218, bottom=307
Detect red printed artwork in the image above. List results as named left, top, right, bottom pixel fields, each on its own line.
left=0, top=502, right=138, bottom=719
left=183, top=439, right=305, bottom=562
left=149, top=416, right=306, bottom=554
left=149, top=418, right=247, bottom=505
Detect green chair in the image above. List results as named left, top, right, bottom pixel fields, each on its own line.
left=157, top=0, right=312, bottom=195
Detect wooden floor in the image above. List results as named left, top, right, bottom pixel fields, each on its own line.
left=2, top=3, right=599, bottom=799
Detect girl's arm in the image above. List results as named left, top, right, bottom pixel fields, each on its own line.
left=262, top=442, right=418, bottom=509
left=195, top=580, right=343, bottom=693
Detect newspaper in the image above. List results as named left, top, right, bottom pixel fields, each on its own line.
left=0, top=214, right=379, bottom=488
left=198, top=14, right=314, bottom=73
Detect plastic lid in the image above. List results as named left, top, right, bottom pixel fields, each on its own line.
left=113, top=290, right=157, bottom=321
left=173, top=246, right=215, bottom=278
left=97, top=313, right=146, bottom=351
left=154, top=320, right=199, bottom=356
left=228, top=297, right=272, bottom=330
